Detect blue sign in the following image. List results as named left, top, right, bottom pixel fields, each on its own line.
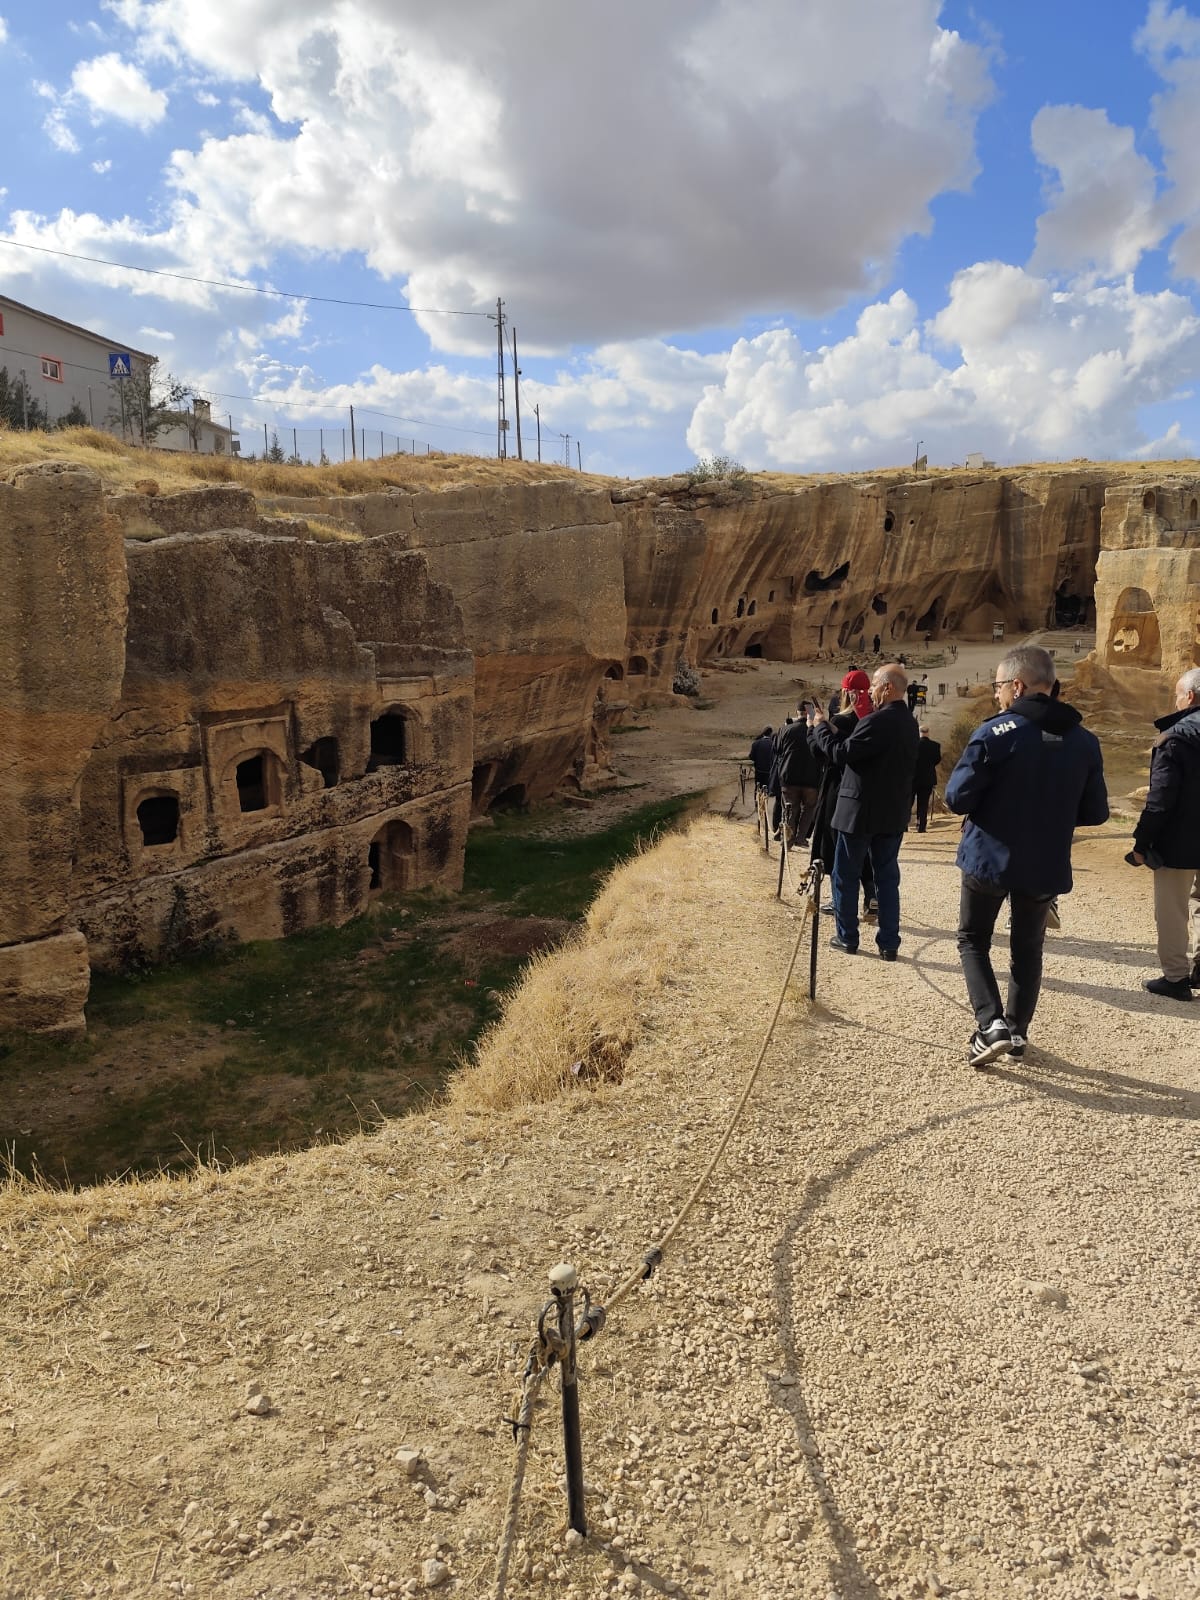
left=108, top=353, right=132, bottom=378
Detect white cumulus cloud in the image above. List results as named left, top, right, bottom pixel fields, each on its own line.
left=50, top=0, right=994, bottom=353
left=1030, top=105, right=1162, bottom=277
left=0, top=17, right=8, bottom=46
left=71, top=52, right=168, bottom=129
left=687, top=268, right=1200, bottom=469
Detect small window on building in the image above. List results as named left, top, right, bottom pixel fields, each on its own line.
left=0, top=313, right=5, bottom=336
left=736, top=596, right=746, bottom=618
left=768, top=589, right=775, bottom=602
left=136, top=793, right=180, bottom=846
left=711, top=608, right=719, bottom=624
left=747, top=600, right=757, bottom=616
left=41, top=357, right=63, bottom=383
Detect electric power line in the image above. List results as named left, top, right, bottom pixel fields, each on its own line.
left=0, top=237, right=491, bottom=317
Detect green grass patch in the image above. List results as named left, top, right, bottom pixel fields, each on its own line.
left=463, top=793, right=697, bottom=919
left=1, top=793, right=699, bottom=1184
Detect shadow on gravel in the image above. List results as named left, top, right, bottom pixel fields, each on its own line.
left=768, top=1103, right=994, bottom=1600
left=898, top=948, right=1190, bottom=1019
left=986, top=1050, right=1200, bottom=1119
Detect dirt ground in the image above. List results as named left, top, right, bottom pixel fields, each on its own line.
left=596, top=628, right=1147, bottom=828
left=2, top=636, right=1196, bottom=1600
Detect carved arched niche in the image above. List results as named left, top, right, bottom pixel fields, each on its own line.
left=1107, top=587, right=1162, bottom=668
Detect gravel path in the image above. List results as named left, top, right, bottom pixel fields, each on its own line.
left=1, top=814, right=1195, bottom=1600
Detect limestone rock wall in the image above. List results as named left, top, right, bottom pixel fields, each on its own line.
left=0, top=463, right=127, bottom=1034
left=1095, top=480, right=1200, bottom=707
left=72, top=529, right=473, bottom=970
left=616, top=471, right=1116, bottom=680
left=260, top=481, right=628, bottom=809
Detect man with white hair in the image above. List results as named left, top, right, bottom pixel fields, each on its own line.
left=944, top=644, right=1108, bottom=1066
left=1131, top=666, right=1200, bottom=1001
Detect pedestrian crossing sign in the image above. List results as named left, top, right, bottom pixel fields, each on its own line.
left=108, top=353, right=131, bottom=378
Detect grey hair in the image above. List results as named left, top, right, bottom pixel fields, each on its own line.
left=876, top=662, right=908, bottom=693
left=998, top=644, right=1055, bottom=691
left=1179, top=666, right=1200, bottom=696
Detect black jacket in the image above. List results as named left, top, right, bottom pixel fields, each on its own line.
left=914, top=735, right=942, bottom=792
left=748, top=731, right=775, bottom=788
left=1133, top=705, right=1200, bottom=869
left=945, top=694, right=1108, bottom=895
left=775, top=718, right=820, bottom=788
left=810, top=699, right=919, bottom=836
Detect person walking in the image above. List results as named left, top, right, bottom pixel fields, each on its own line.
left=912, top=724, right=941, bottom=832
left=809, top=663, right=918, bottom=959
left=1130, top=666, right=1200, bottom=1001
left=944, top=644, right=1108, bottom=1066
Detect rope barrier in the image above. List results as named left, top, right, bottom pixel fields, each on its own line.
left=490, top=841, right=816, bottom=1596
left=492, top=1349, right=550, bottom=1600
left=602, top=882, right=812, bottom=1317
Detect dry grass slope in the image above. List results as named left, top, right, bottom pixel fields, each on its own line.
left=450, top=826, right=705, bottom=1113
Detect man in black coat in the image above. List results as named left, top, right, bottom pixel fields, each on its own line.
left=775, top=701, right=821, bottom=843
left=748, top=726, right=774, bottom=793
left=912, top=725, right=941, bottom=832
left=1131, top=666, right=1200, bottom=1001
left=809, top=663, right=919, bottom=959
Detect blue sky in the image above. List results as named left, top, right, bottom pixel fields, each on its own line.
left=4, top=1, right=1200, bottom=475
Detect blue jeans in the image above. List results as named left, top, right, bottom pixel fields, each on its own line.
left=833, top=831, right=904, bottom=952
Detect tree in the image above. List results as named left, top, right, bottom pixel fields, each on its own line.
left=0, top=366, right=50, bottom=431
left=107, top=356, right=202, bottom=445
left=266, top=432, right=286, bottom=463
left=57, top=401, right=89, bottom=430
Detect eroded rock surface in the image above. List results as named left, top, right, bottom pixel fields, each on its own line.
left=0, top=463, right=127, bottom=1034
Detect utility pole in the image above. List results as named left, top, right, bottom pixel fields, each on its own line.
left=576, top=440, right=582, bottom=472
left=293, top=426, right=298, bottom=461
left=560, top=432, right=570, bottom=467
left=510, top=325, right=523, bottom=460
left=535, top=403, right=542, bottom=463
left=349, top=404, right=356, bottom=460
left=263, top=421, right=268, bottom=456
left=490, top=296, right=507, bottom=459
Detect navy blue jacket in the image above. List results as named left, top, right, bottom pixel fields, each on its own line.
left=810, top=699, right=919, bottom=836
left=1133, top=705, right=1200, bottom=869
left=944, top=694, right=1108, bottom=895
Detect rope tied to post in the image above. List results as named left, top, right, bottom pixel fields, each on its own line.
left=491, top=846, right=818, bottom=1598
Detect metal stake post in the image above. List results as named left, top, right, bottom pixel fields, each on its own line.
left=549, top=1262, right=586, bottom=1535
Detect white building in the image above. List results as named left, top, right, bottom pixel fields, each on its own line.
left=155, top=399, right=239, bottom=456
left=0, top=293, right=154, bottom=433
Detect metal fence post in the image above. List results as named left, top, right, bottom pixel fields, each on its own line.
left=549, top=1262, right=586, bottom=1535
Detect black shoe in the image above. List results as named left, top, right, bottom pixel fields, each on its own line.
left=1145, top=975, right=1193, bottom=1002
left=828, top=936, right=859, bottom=955
left=879, top=948, right=898, bottom=962
left=1007, top=1032, right=1027, bottom=1059
left=968, top=1019, right=1013, bottom=1068
left=1190, top=966, right=1200, bottom=991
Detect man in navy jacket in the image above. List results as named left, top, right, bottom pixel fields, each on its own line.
left=945, top=644, right=1108, bottom=1066
left=1131, top=667, right=1200, bottom=1001
left=809, top=662, right=919, bottom=959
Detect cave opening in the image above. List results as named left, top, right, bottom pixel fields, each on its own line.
left=871, top=594, right=887, bottom=615
left=367, top=711, right=409, bottom=771
left=804, top=561, right=851, bottom=593
left=137, top=793, right=180, bottom=846
left=300, top=736, right=340, bottom=788
left=236, top=754, right=270, bottom=813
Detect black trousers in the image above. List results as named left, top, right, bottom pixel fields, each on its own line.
left=957, top=874, right=1053, bottom=1035
left=914, top=787, right=933, bottom=831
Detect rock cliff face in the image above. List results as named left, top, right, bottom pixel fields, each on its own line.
left=613, top=470, right=1115, bottom=679
left=0, top=464, right=128, bottom=1034
left=5, top=456, right=1195, bottom=1034
left=1095, top=480, right=1200, bottom=708
left=258, top=482, right=628, bottom=809
left=73, top=529, right=473, bottom=971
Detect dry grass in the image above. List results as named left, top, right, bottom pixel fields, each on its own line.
left=449, top=821, right=711, bottom=1113
left=0, top=425, right=612, bottom=498
left=942, top=688, right=997, bottom=773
